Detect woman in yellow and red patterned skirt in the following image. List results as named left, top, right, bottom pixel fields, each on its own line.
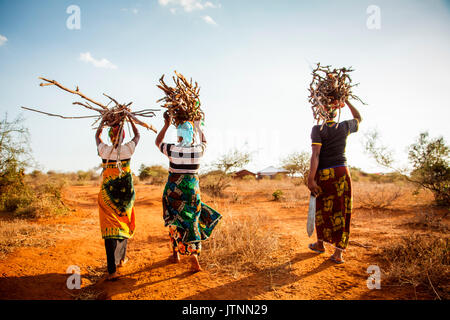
left=95, top=118, right=139, bottom=280
left=307, top=100, right=362, bottom=264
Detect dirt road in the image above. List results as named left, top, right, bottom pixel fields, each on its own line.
left=0, top=184, right=420, bottom=300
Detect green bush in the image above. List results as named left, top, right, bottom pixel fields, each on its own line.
left=242, top=175, right=256, bottom=181
left=139, top=164, right=168, bottom=185
left=200, top=171, right=231, bottom=197
left=272, top=190, right=284, bottom=201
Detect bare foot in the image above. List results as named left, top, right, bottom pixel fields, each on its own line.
left=106, top=272, right=120, bottom=281
left=330, top=250, right=345, bottom=264
left=309, top=242, right=325, bottom=253
left=191, top=255, right=202, bottom=272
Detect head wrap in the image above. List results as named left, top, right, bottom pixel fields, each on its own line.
left=177, top=121, right=194, bottom=147
left=109, top=126, right=125, bottom=144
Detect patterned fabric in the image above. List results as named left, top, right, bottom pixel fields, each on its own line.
left=177, top=121, right=194, bottom=147
left=108, top=126, right=125, bottom=142
left=98, top=159, right=136, bottom=239
left=315, top=166, right=352, bottom=250
left=159, top=142, right=206, bottom=174
left=163, top=172, right=222, bottom=256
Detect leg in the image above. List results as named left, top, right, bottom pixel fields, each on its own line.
left=190, top=254, right=202, bottom=272
left=168, top=225, right=181, bottom=263
left=309, top=240, right=325, bottom=253
left=117, top=239, right=129, bottom=268
left=104, top=239, right=119, bottom=279
left=330, top=247, right=345, bottom=264
left=172, top=246, right=180, bottom=263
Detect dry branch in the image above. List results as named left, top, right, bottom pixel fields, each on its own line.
left=308, top=63, right=366, bottom=126
left=22, top=77, right=160, bottom=171
left=39, top=77, right=108, bottom=110
left=156, top=70, right=204, bottom=127
left=20, top=107, right=100, bottom=120
left=30, top=77, right=158, bottom=133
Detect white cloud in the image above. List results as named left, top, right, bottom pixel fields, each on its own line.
left=158, top=0, right=220, bottom=13
left=79, top=52, right=117, bottom=69
left=169, top=8, right=177, bottom=14
left=0, top=34, right=8, bottom=46
left=202, top=15, right=217, bottom=26
left=204, top=1, right=220, bottom=9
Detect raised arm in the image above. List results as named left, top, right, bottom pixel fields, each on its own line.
left=95, top=119, right=105, bottom=146
left=155, top=111, right=171, bottom=148
left=345, top=99, right=362, bottom=123
left=128, top=116, right=140, bottom=146
left=194, top=120, right=206, bottom=144
left=307, top=144, right=321, bottom=197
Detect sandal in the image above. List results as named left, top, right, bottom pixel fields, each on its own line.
left=308, top=243, right=325, bottom=254
left=330, top=256, right=345, bottom=264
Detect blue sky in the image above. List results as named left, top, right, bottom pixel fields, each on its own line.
left=1, top=0, right=449, bottom=174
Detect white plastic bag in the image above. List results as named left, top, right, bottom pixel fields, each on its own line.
left=307, top=195, right=316, bottom=237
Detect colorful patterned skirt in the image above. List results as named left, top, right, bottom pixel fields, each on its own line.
left=163, top=173, right=222, bottom=256
left=315, top=166, right=352, bottom=250
left=98, top=159, right=136, bottom=240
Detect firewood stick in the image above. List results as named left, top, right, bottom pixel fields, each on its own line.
left=39, top=77, right=108, bottom=110
left=20, top=106, right=99, bottom=119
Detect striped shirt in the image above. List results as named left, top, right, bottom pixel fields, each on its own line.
left=159, top=142, right=207, bottom=174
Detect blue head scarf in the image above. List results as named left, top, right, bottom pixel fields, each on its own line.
left=177, top=121, right=194, bottom=147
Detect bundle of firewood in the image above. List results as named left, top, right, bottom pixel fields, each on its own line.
left=22, top=77, right=158, bottom=136
left=308, top=63, right=365, bottom=124
left=21, top=77, right=159, bottom=167
left=156, top=71, right=204, bottom=127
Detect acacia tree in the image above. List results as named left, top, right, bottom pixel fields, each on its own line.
left=0, top=114, right=33, bottom=210
left=364, top=129, right=449, bottom=207
left=214, top=149, right=252, bottom=174
left=200, top=149, right=252, bottom=197
left=281, top=151, right=311, bottom=184
left=408, top=132, right=449, bottom=206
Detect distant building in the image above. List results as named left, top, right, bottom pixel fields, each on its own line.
left=233, top=169, right=256, bottom=179
left=256, top=166, right=289, bottom=179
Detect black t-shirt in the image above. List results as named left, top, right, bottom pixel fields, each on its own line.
left=310, top=119, right=359, bottom=170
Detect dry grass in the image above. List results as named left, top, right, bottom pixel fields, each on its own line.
left=201, top=212, right=280, bottom=278
left=0, top=219, right=59, bottom=259
left=380, top=233, right=450, bottom=300
left=354, top=182, right=405, bottom=210
left=70, top=288, right=103, bottom=300
left=408, top=211, right=449, bottom=232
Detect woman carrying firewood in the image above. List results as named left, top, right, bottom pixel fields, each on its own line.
left=306, top=64, right=364, bottom=264
left=307, top=101, right=362, bottom=264
left=95, top=117, right=140, bottom=280
left=154, top=71, right=222, bottom=272
left=155, top=111, right=222, bottom=272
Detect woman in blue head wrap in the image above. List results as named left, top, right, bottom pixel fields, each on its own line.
left=176, top=121, right=195, bottom=147
left=155, top=111, right=222, bottom=272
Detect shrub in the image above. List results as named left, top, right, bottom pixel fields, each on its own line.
left=381, top=234, right=449, bottom=299
left=242, top=175, right=256, bottom=181
left=365, top=130, right=449, bottom=206
left=355, top=183, right=404, bottom=209
left=272, top=190, right=284, bottom=201
left=201, top=213, right=279, bottom=277
left=138, top=164, right=168, bottom=185
left=200, top=171, right=231, bottom=197
left=408, top=132, right=450, bottom=206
